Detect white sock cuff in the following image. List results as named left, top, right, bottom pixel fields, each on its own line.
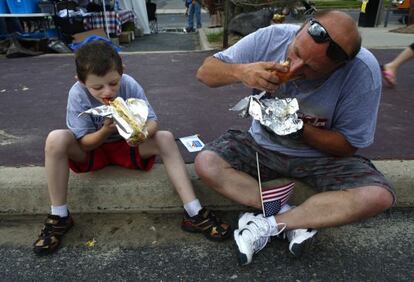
left=51, top=204, right=68, bottom=217
left=184, top=199, right=202, bottom=217
left=266, top=215, right=279, bottom=233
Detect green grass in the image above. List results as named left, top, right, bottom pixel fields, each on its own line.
left=207, top=31, right=224, bottom=43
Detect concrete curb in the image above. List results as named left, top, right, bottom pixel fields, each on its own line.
left=198, top=27, right=215, bottom=51
left=1, top=160, right=413, bottom=215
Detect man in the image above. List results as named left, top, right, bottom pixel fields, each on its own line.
left=195, top=10, right=395, bottom=265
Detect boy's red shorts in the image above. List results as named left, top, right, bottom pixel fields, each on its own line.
left=69, top=140, right=155, bottom=173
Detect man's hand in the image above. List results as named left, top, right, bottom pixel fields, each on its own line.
left=238, top=61, right=289, bottom=92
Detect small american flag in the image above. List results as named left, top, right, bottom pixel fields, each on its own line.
left=261, top=182, right=294, bottom=217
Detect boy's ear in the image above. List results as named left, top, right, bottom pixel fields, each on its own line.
left=75, top=75, right=85, bottom=86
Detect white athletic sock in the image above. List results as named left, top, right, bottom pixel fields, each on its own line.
left=266, top=215, right=280, bottom=234
left=51, top=204, right=68, bottom=218
left=184, top=199, right=202, bottom=217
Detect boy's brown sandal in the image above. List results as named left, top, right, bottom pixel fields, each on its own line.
left=33, top=213, right=74, bottom=255
left=181, top=208, right=232, bottom=241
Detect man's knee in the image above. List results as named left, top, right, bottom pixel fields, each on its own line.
left=358, top=186, right=394, bottom=214
left=194, top=150, right=222, bottom=179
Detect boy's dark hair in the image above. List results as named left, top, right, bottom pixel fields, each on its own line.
left=75, top=41, right=123, bottom=83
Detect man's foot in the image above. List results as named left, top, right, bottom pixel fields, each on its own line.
left=185, top=27, right=196, bottom=33
left=181, top=208, right=232, bottom=241
left=234, top=212, right=285, bottom=265
left=285, top=228, right=317, bottom=257
left=237, top=212, right=264, bottom=229
left=33, top=213, right=74, bottom=256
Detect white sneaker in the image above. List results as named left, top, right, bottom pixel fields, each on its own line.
left=237, top=212, right=264, bottom=229
left=237, top=204, right=291, bottom=229
left=285, top=228, right=317, bottom=257
left=234, top=213, right=286, bottom=265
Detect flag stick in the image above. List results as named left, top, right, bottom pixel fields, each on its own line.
left=256, top=152, right=265, bottom=213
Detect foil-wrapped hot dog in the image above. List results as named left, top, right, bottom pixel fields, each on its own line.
left=79, top=97, right=149, bottom=145
left=230, top=91, right=303, bottom=136
left=110, top=97, right=148, bottom=144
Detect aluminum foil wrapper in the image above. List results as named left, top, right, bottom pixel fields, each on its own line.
left=78, top=98, right=149, bottom=141
left=230, top=92, right=303, bottom=135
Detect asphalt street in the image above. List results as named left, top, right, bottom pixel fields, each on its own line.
left=0, top=209, right=413, bottom=281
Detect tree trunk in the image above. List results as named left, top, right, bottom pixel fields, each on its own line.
left=409, top=0, right=414, bottom=25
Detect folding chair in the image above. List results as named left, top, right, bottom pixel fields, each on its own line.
left=146, top=0, right=158, bottom=34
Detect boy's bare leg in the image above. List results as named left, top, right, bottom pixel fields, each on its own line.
left=139, top=131, right=196, bottom=204
left=45, top=129, right=87, bottom=206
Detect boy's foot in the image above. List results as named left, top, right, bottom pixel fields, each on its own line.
left=285, top=228, right=317, bottom=257
left=234, top=212, right=285, bottom=265
left=33, top=213, right=74, bottom=256
left=181, top=208, right=232, bottom=241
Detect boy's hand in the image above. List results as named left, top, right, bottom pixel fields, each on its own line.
left=102, top=118, right=117, bottom=134
left=126, top=126, right=148, bottom=147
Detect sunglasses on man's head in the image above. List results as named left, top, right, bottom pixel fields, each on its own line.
left=307, top=19, right=349, bottom=63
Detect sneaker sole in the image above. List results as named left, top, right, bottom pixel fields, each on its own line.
left=233, top=230, right=250, bottom=266
left=181, top=225, right=232, bottom=242
left=289, top=233, right=316, bottom=257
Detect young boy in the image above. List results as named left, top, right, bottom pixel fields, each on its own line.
left=33, top=41, right=231, bottom=255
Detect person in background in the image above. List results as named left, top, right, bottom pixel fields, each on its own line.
left=382, top=43, right=414, bottom=87
left=204, top=0, right=223, bottom=28
left=186, top=0, right=202, bottom=32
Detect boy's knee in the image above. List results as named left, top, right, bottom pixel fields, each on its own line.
left=154, top=130, right=175, bottom=145
left=45, top=129, right=74, bottom=153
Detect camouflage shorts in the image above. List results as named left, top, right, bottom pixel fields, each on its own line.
left=204, top=129, right=396, bottom=204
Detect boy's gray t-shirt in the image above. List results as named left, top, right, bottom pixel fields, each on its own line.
left=214, top=24, right=382, bottom=157
left=66, top=74, right=157, bottom=142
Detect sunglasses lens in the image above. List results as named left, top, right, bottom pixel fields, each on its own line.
left=308, top=22, right=327, bottom=43
left=308, top=19, right=349, bottom=62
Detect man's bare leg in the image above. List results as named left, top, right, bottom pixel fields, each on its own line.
left=195, top=150, right=262, bottom=209
left=195, top=150, right=394, bottom=228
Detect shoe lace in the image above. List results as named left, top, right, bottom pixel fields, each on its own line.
left=204, top=209, right=222, bottom=224
left=40, top=222, right=55, bottom=237
left=244, top=218, right=286, bottom=253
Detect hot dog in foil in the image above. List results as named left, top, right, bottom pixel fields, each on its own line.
left=230, top=91, right=303, bottom=136
left=79, top=97, right=149, bottom=145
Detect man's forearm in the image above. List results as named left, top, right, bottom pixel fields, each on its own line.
left=196, top=56, right=241, bottom=87
left=302, top=124, right=357, bottom=157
